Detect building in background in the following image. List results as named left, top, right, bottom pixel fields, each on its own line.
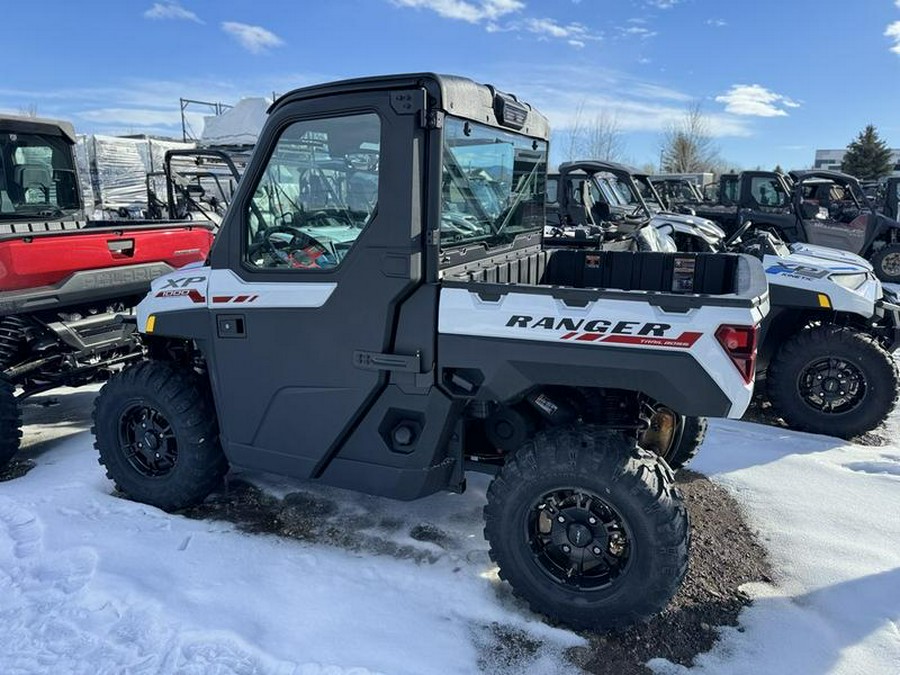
left=814, top=148, right=900, bottom=176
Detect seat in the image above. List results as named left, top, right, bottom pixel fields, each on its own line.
left=10, top=164, right=51, bottom=204
left=590, top=199, right=611, bottom=225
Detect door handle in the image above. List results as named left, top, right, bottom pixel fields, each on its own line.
left=217, top=315, right=246, bottom=338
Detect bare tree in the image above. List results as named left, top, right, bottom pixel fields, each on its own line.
left=564, top=100, right=587, bottom=162
left=17, top=103, right=39, bottom=118
left=583, top=110, right=625, bottom=162
left=563, top=101, right=626, bottom=163
left=659, top=101, right=720, bottom=173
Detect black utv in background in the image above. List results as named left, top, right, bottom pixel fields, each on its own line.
left=679, top=170, right=900, bottom=282
left=92, top=73, right=770, bottom=630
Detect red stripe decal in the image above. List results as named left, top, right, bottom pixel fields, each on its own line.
left=233, top=295, right=249, bottom=303
left=575, top=332, right=604, bottom=342
left=212, top=296, right=232, bottom=303
left=188, top=289, right=206, bottom=304
left=559, top=331, right=578, bottom=340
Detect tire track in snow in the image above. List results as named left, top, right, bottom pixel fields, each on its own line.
left=0, top=497, right=383, bottom=675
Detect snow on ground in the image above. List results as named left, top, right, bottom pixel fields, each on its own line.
left=2, top=386, right=899, bottom=674
left=651, top=416, right=900, bottom=675
left=1, top=387, right=579, bottom=675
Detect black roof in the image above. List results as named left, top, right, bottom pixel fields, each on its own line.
left=559, top=159, right=640, bottom=177
left=789, top=169, right=857, bottom=184
left=271, top=73, right=550, bottom=140
left=0, top=114, right=77, bottom=144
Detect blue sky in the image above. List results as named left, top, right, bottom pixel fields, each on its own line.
left=3, top=0, right=899, bottom=170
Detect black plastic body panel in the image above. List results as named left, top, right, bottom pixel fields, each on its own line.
left=0, top=262, right=175, bottom=316
left=438, top=334, right=733, bottom=417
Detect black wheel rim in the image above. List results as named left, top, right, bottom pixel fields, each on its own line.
left=527, top=488, right=632, bottom=591
left=797, top=357, right=866, bottom=414
left=118, top=403, right=178, bottom=478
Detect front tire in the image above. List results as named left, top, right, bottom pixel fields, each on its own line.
left=767, top=326, right=899, bottom=438
left=870, top=244, right=900, bottom=283
left=484, top=426, right=689, bottom=630
left=0, top=378, right=21, bottom=470
left=92, top=361, right=228, bottom=510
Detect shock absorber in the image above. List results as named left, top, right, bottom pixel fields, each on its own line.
left=0, top=316, right=29, bottom=371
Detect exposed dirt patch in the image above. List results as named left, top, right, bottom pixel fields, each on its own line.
left=472, top=623, right=545, bottom=674
left=180, top=479, right=441, bottom=564
left=180, top=469, right=770, bottom=675
left=567, top=469, right=772, bottom=675
left=0, top=458, right=35, bottom=482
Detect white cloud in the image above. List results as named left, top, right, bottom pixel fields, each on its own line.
left=522, top=18, right=600, bottom=43
left=706, top=18, right=727, bottom=27
left=392, top=0, right=596, bottom=47
left=222, top=22, right=284, bottom=54
left=646, top=0, right=680, bottom=8
left=620, top=25, right=658, bottom=39
left=497, top=64, right=753, bottom=138
left=143, top=2, right=202, bottom=23
left=715, top=84, right=800, bottom=117
left=391, top=0, right=523, bottom=23
left=887, top=21, right=900, bottom=55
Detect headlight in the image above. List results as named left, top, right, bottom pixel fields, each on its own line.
left=830, top=272, right=868, bottom=290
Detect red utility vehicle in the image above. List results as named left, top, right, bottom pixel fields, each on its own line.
left=0, top=114, right=213, bottom=467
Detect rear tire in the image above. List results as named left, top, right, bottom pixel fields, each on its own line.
left=870, top=244, right=900, bottom=283
left=0, top=378, right=21, bottom=470
left=484, top=426, right=689, bottom=630
left=662, top=415, right=708, bottom=471
left=768, top=326, right=899, bottom=438
left=92, top=361, right=228, bottom=510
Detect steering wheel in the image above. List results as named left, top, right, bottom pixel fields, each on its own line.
left=722, top=219, right=754, bottom=249
left=249, top=224, right=332, bottom=268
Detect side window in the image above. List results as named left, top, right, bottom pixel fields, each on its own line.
left=245, top=112, right=380, bottom=270
left=750, top=177, right=787, bottom=207
left=546, top=177, right=558, bottom=205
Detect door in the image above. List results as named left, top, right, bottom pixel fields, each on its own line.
left=205, top=89, right=427, bottom=478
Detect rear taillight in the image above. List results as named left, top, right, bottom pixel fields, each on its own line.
left=715, top=324, right=758, bottom=384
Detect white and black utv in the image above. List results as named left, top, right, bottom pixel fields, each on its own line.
left=552, top=160, right=900, bottom=438
left=92, top=74, right=770, bottom=630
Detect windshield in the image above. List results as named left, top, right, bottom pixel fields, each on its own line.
left=440, top=117, right=547, bottom=249
left=0, top=132, right=80, bottom=219
left=591, top=171, right=652, bottom=218
left=633, top=175, right=665, bottom=212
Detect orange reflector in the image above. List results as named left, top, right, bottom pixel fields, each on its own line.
left=145, top=315, right=156, bottom=333
left=817, top=294, right=831, bottom=308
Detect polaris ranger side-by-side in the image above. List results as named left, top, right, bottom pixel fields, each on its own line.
left=679, top=170, right=900, bottom=282
left=0, top=114, right=215, bottom=468
left=552, top=161, right=900, bottom=438
left=92, top=74, right=769, bottom=630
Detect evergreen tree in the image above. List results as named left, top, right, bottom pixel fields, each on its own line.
left=774, top=164, right=783, bottom=174
left=841, top=125, right=893, bottom=180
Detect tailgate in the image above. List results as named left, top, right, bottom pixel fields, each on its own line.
left=0, top=226, right=213, bottom=292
